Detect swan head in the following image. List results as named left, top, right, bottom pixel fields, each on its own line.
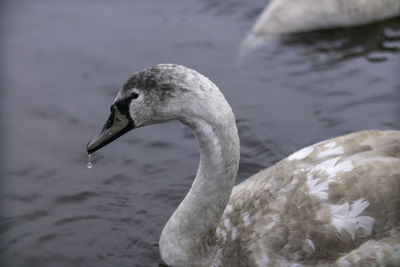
left=87, top=64, right=229, bottom=154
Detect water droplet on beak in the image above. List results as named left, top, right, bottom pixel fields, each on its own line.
left=87, top=154, right=93, bottom=169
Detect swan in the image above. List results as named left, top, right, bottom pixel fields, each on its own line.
left=239, top=0, right=400, bottom=60
left=87, top=64, right=400, bottom=266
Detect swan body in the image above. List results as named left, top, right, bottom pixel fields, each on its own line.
left=239, top=0, right=400, bottom=60
left=87, top=64, right=400, bottom=266
left=253, top=0, right=400, bottom=36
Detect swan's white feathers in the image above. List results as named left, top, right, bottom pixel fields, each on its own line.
left=329, top=198, right=375, bottom=239
left=288, top=146, right=314, bottom=161
left=215, top=130, right=400, bottom=266
left=305, top=238, right=315, bottom=253
left=318, top=144, right=344, bottom=158
left=242, top=211, right=251, bottom=227
left=306, top=175, right=331, bottom=200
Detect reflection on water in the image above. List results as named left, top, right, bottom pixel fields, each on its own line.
left=239, top=16, right=400, bottom=66
left=281, top=17, right=400, bottom=67
left=237, top=0, right=400, bottom=62
left=1, top=0, right=399, bottom=266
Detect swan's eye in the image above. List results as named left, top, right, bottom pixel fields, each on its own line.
left=131, top=92, right=139, bottom=99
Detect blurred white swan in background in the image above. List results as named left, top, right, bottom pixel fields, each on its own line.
left=87, top=64, right=400, bottom=266
left=239, top=0, right=400, bottom=61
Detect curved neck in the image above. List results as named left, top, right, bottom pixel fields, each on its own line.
left=159, top=108, right=240, bottom=266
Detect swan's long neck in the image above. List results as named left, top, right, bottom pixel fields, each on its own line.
left=159, top=97, right=240, bottom=266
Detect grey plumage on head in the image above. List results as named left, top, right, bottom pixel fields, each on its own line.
left=122, top=64, right=189, bottom=102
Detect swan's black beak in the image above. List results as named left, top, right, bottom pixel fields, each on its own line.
left=86, top=105, right=134, bottom=154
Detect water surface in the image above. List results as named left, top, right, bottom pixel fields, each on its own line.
left=1, top=0, right=399, bottom=266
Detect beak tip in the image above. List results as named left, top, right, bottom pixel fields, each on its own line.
left=86, top=140, right=95, bottom=154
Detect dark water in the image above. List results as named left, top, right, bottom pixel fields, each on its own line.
left=1, top=0, right=399, bottom=266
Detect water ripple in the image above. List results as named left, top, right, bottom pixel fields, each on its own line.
left=103, top=174, right=132, bottom=185
left=54, top=191, right=99, bottom=204
left=4, top=193, right=40, bottom=202
left=0, top=210, right=49, bottom=233
left=54, top=215, right=100, bottom=226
